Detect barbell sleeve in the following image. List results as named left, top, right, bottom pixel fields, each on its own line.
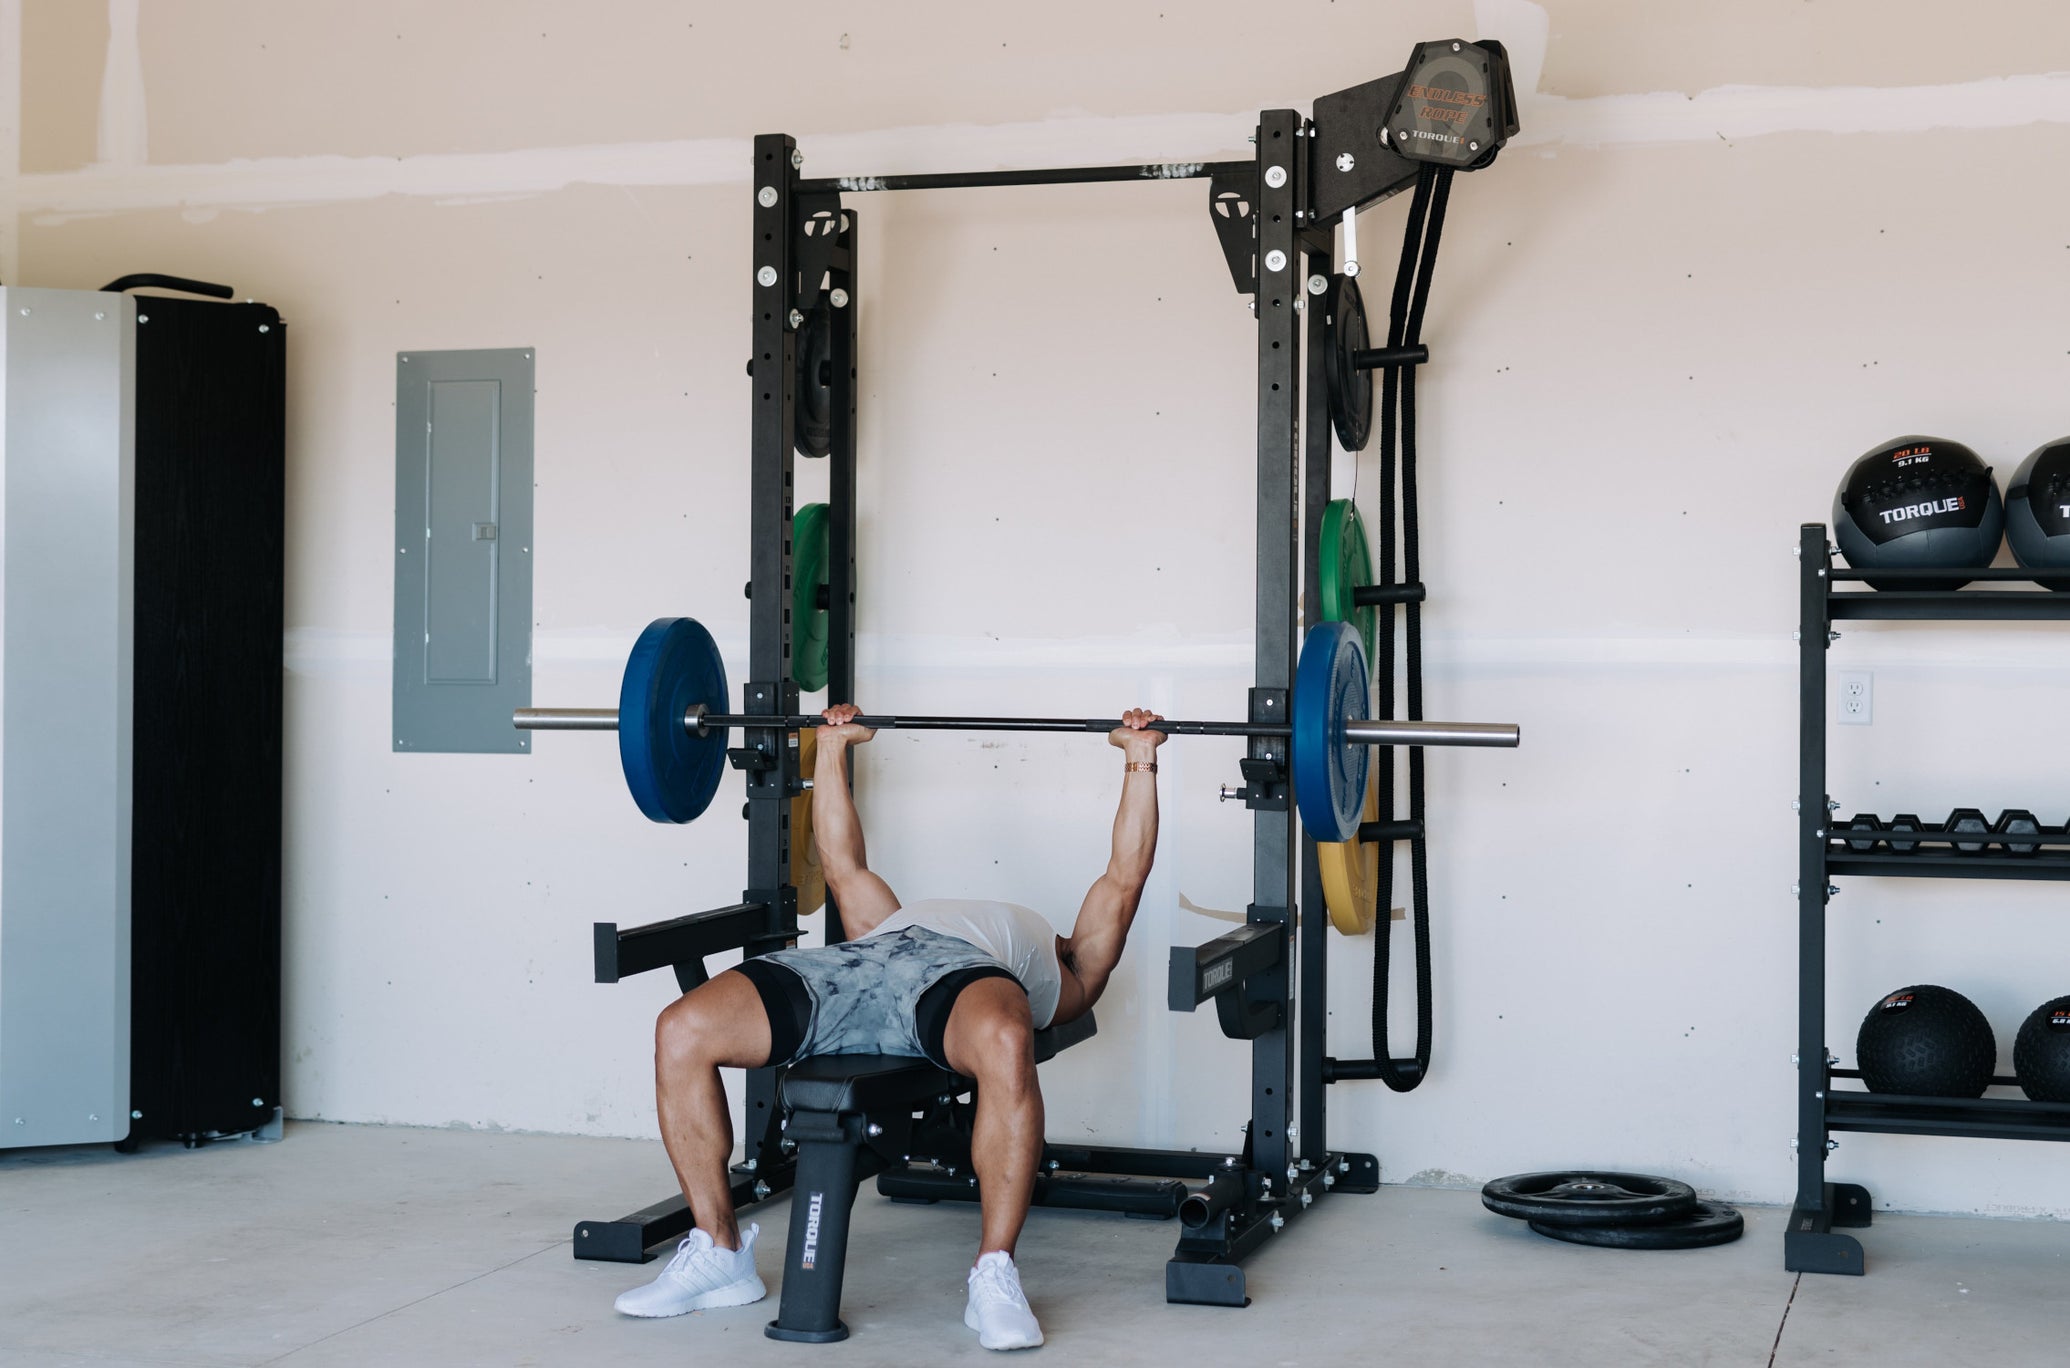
left=513, top=707, right=1518, bottom=748
left=514, top=707, right=620, bottom=730
left=1345, top=719, right=1518, bottom=748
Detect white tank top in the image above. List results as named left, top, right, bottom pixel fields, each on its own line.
left=863, top=899, right=1064, bottom=1028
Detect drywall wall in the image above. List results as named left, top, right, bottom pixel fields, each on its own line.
left=9, top=0, right=2070, bottom=1218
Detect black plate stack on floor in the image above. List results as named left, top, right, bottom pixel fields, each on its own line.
left=1481, top=1172, right=1745, bottom=1250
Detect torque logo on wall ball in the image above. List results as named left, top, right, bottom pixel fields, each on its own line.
left=1878, top=496, right=1966, bottom=525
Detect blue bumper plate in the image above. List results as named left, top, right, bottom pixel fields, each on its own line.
left=618, top=617, right=729, bottom=823
left=1292, top=621, right=1372, bottom=843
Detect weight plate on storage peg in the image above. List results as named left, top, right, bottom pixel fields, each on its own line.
left=1842, top=814, right=1884, bottom=853
left=618, top=617, right=730, bottom=824
left=791, top=502, right=831, bottom=692
left=1946, top=807, right=1990, bottom=854
left=1480, top=1171, right=1699, bottom=1228
left=1885, top=813, right=1922, bottom=854
left=1291, top=622, right=1374, bottom=844
left=1324, top=276, right=1374, bottom=453
left=1318, top=768, right=1380, bottom=935
left=1995, top=808, right=2040, bottom=856
left=1319, top=499, right=1378, bottom=669
left=795, top=305, right=833, bottom=458
left=1528, top=1200, right=1745, bottom=1251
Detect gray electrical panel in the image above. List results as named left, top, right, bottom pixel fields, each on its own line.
left=0, top=287, right=136, bottom=1149
left=392, top=349, right=533, bottom=753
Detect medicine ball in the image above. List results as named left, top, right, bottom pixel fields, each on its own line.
left=1856, top=984, right=1996, bottom=1098
left=2013, top=995, right=2070, bottom=1103
left=2003, top=438, right=2070, bottom=590
left=1833, top=436, right=2003, bottom=589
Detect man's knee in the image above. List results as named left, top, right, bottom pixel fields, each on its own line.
left=657, top=971, right=779, bottom=1072
left=966, top=1001, right=1036, bottom=1078
left=656, top=992, right=720, bottom=1064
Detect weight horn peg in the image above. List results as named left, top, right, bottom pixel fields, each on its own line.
left=516, top=618, right=1520, bottom=831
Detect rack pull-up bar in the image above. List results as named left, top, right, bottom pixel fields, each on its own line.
left=795, top=159, right=1252, bottom=196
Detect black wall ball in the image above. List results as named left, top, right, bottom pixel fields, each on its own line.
left=2003, top=438, right=2070, bottom=589
left=2013, top=995, right=2070, bottom=1103
left=1856, top=984, right=1996, bottom=1098
left=1833, top=436, right=2003, bottom=590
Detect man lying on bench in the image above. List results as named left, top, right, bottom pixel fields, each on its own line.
left=614, top=701, right=1167, bottom=1351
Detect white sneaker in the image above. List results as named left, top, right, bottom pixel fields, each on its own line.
left=964, top=1250, right=1044, bottom=1350
left=613, top=1224, right=767, bottom=1317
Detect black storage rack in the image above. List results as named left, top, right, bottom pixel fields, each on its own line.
left=1788, top=523, right=2070, bottom=1275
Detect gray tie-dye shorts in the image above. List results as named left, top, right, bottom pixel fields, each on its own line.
left=750, top=926, right=1013, bottom=1066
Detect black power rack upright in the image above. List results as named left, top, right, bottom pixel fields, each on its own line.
left=1790, top=525, right=2070, bottom=1275
left=574, top=40, right=1518, bottom=1309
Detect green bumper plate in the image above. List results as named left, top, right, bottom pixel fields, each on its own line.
left=792, top=502, right=830, bottom=692
left=1319, top=499, right=1376, bottom=668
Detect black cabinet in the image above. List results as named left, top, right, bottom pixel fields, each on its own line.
left=126, top=295, right=286, bottom=1146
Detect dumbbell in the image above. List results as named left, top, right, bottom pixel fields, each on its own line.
left=1841, top=814, right=1884, bottom=853
left=1946, top=807, right=1990, bottom=855
left=1996, top=808, right=2041, bottom=857
left=1885, top=813, right=1923, bottom=854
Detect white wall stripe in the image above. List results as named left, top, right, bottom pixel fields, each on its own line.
left=16, top=70, right=2070, bottom=223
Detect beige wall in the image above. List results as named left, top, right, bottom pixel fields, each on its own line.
left=10, top=0, right=2070, bottom=1216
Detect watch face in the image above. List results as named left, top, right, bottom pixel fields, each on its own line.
left=1839, top=437, right=1993, bottom=546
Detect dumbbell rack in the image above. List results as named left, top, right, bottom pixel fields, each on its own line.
left=1789, top=523, right=2070, bottom=1276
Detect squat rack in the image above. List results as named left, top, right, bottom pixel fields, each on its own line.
left=572, top=39, right=1519, bottom=1308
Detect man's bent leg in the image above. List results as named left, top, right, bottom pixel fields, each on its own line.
left=654, top=968, right=775, bottom=1251
left=939, top=977, right=1042, bottom=1258
left=941, top=977, right=1046, bottom=1351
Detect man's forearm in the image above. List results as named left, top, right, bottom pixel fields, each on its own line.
left=1107, top=766, right=1159, bottom=889
left=812, top=737, right=867, bottom=875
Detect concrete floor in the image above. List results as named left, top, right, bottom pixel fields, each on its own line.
left=1, top=1123, right=2063, bottom=1367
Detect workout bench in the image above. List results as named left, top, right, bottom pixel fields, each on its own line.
left=765, top=1013, right=1101, bottom=1342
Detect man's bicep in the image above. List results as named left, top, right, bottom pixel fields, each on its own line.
left=1066, top=876, right=1137, bottom=982
left=828, top=869, right=900, bottom=937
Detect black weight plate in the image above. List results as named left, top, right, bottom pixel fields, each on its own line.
left=1480, top=1171, right=1698, bottom=1228
left=1529, top=1200, right=1745, bottom=1251
left=1325, top=275, right=1373, bottom=453
left=795, top=305, right=832, bottom=458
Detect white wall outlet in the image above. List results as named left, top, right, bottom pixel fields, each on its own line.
left=1836, top=670, right=1873, bottom=725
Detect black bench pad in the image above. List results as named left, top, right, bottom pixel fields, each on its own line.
left=780, top=1012, right=1096, bottom=1115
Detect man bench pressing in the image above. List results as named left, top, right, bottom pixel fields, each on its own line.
left=614, top=702, right=1167, bottom=1350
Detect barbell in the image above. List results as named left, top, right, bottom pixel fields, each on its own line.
left=514, top=617, right=1519, bottom=841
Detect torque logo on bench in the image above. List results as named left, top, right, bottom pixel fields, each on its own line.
left=801, top=1192, right=824, bottom=1270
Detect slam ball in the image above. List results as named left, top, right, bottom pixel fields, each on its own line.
left=2004, top=438, right=2070, bottom=590
left=2013, top=996, right=2070, bottom=1103
left=1856, top=984, right=1996, bottom=1098
left=1833, top=436, right=2003, bottom=590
